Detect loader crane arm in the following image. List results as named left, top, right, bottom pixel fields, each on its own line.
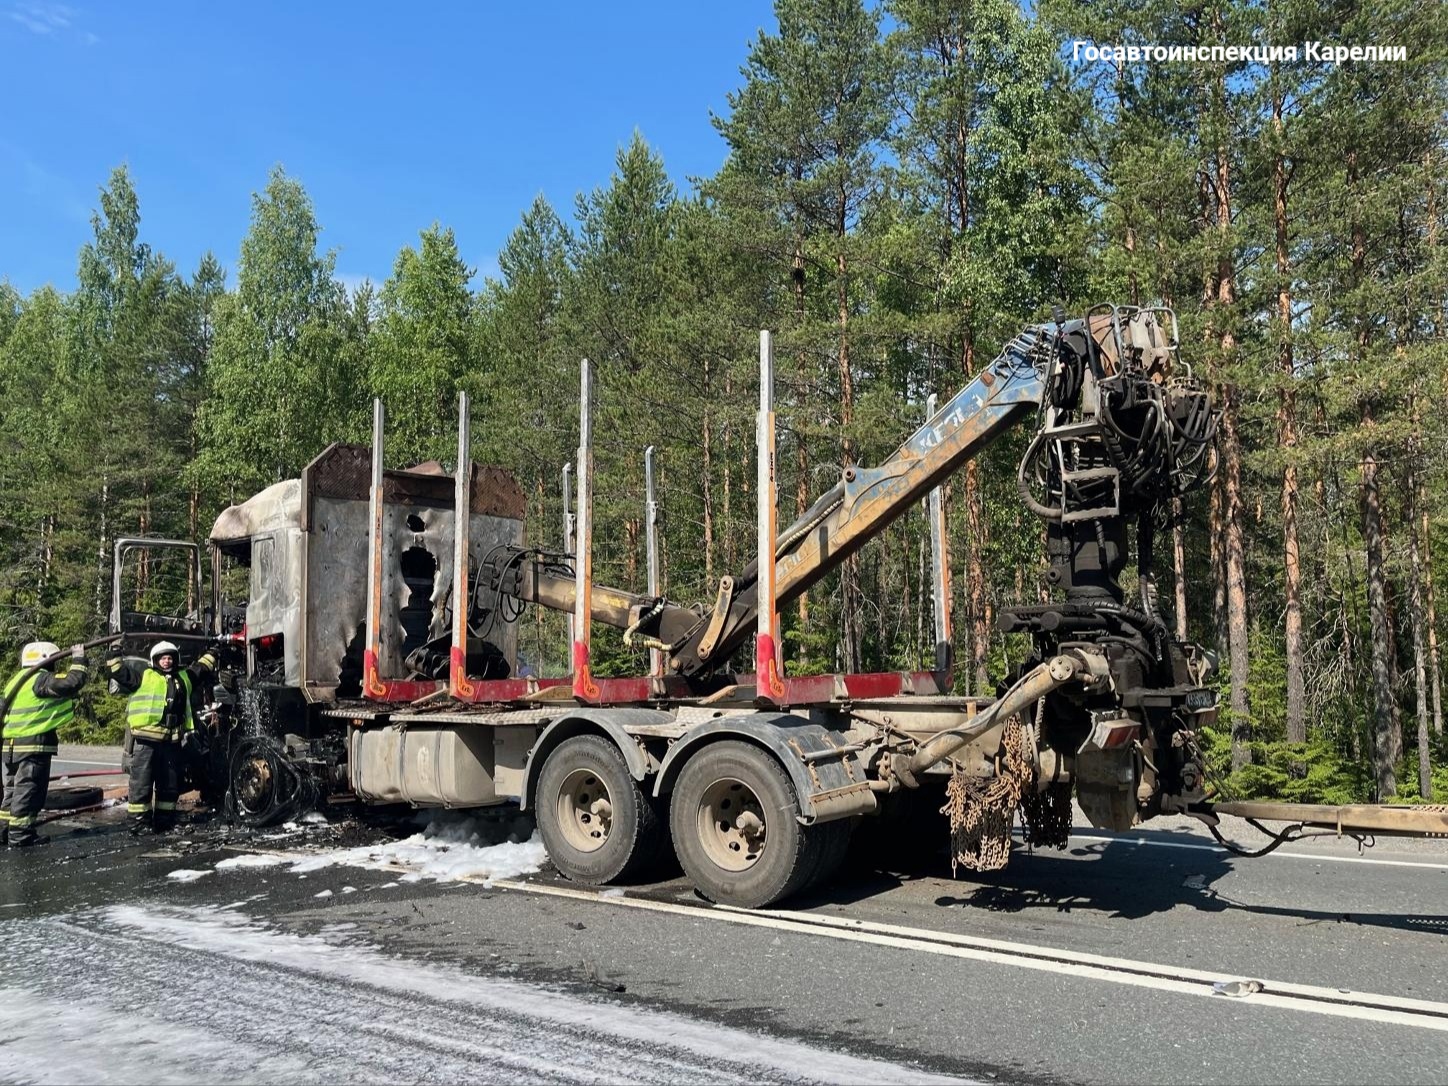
left=487, top=305, right=1218, bottom=691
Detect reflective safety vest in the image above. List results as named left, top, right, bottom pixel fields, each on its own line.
left=127, top=668, right=194, bottom=742
left=2, top=670, right=73, bottom=750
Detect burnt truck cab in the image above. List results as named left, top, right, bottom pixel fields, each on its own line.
left=112, top=437, right=532, bottom=822
left=206, top=442, right=524, bottom=700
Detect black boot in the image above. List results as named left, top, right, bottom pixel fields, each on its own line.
left=129, top=815, right=151, bottom=837
left=9, top=830, right=47, bottom=848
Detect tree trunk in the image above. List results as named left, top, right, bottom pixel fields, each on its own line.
left=1362, top=442, right=1398, bottom=799
left=1124, top=221, right=1139, bottom=307
left=39, top=513, right=53, bottom=598
left=187, top=482, right=200, bottom=613
left=702, top=356, right=714, bottom=587
left=1349, top=147, right=1398, bottom=798
left=137, top=489, right=151, bottom=609
left=1407, top=456, right=1433, bottom=799
left=1424, top=489, right=1444, bottom=736
left=793, top=239, right=810, bottom=643
left=93, top=473, right=109, bottom=626
left=1272, top=86, right=1306, bottom=744
left=1206, top=48, right=1250, bottom=771
left=625, top=518, right=639, bottom=594
left=961, top=332, right=988, bottom=695
left=837, top=246, right=861, bottom=674
left=1172, top=497, right=1188, bottom=642
left=1220, top=390, right=1252, bottom=771
left=1422, top=159, right=1445, bottom=736
left=1210, top=471, right=1227, bottom=659
left=723, top=370, right=734, bottom=574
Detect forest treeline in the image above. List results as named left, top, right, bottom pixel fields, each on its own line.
left=1, top=0, right=1444, bottom=802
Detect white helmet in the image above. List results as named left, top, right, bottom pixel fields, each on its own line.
left=20, top=641, right=60, bottom=668
left=149, top=640, right=180, bottom=663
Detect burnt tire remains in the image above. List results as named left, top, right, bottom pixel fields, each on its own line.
left=43, top=784, right=104, bottom=811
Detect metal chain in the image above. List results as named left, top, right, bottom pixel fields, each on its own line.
left=941, top=717, right=1034, bottom=873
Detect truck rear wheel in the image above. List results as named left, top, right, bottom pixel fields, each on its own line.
left=536, top=734, right=664, bottom=885
left=670, top=740, right=831, bottom=908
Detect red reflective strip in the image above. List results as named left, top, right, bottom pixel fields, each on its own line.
left=754, top=633, right=785, bottom=702
left=361, top=648, right=444, bottom=703
left=571, top=642, right=600, bottom=703
left=449, top=645, right=475, bottom=699
left=1102, top=724, right=1140, bottom=748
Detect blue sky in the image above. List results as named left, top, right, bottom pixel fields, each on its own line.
left=0, top=1, right=778, bottom=294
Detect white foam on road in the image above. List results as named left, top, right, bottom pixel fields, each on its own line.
left=220, top=812, right=549, bottom=886
left=0, top=987, right=320, bottom=1085
left=0, top=904, right=968, bottom=1085
left=165, top=868, right=211, bottom=882
left=214, top=852, right=289, bottom=870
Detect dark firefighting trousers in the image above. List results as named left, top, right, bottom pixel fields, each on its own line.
left=128, top=737, right=180, bottom=830
left=2, top=743, right=52, bottom=846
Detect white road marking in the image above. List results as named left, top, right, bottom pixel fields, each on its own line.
left=486, top=878, right=1448, bottom=1034
left=229, top=840, right=1448, bottom=1031
left=52, top=759, right=123, bottom=769
left=1062, top=831, right=1448, bottom=870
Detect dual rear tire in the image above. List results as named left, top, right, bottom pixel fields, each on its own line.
left=535, top=735, right=849, bottom=908
left=535, top=735, right=666, bottom=884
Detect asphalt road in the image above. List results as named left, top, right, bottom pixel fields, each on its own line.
left=2, top=795, right=1445, bottom=1085
left=50, top=742, right=126, bottom=790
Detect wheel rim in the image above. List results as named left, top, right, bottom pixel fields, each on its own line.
left=695, top=776, right=767, bottom=872
left=554, top=768, right=614, bottom=853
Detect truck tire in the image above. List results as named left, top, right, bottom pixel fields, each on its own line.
left=809, top=818, right=854, bottom=890
left=669, top=740, right=831, bottom=908
left=44, top=784, right=104, bottom=811
left=536, top=734, right=665, bottom=885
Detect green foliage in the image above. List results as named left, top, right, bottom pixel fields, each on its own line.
left=58, top=685, right=128, bottom=745
left=197, top=166, right=361, bottom=494
left=371, top=224, right=476, bottom=465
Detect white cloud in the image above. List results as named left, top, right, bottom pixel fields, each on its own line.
left=7, top=3, right=96, bottom=43
left=7, top=2, right=73, bottom=34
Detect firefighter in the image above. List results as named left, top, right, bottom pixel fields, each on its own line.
left=109, top=641, right=216, bottom=834
left=1, top=640, right=89, bottom=848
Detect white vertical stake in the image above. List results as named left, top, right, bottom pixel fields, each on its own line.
left=364, top=398, right=387, bottom=698
left=925, top=393, right=953, bottom=673
left=644, top=445, right=662, bottom=677
left=452, top=392, right=475, bottom=699
left=562, top=462, right=575, bottom=650
left=756, top=331, right=785, bottom=702
left=572, top=360, right=599, bottom=702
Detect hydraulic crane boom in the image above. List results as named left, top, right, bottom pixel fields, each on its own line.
left=669, top=327, right=1048, bottom=677
left=485, top=304, right=1216, bottom=688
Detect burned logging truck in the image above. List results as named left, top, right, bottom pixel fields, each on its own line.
left=110, top=304, right=1448, bottom=907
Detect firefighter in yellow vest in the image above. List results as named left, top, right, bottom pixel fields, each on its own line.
left=2, top=640, right=89, bottom=848
left=108, top=641, right=216, bottom=834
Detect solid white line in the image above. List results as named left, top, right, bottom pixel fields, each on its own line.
left=487, top=878, right=1448, bottom=1033
left=727, top=903, right=1448, bottom=1016
left=54, top=759, right=123, bottom=769
left=1063, top=831, right=1448, bottom=870
left=230, top=843, right=1448, bottom=1027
